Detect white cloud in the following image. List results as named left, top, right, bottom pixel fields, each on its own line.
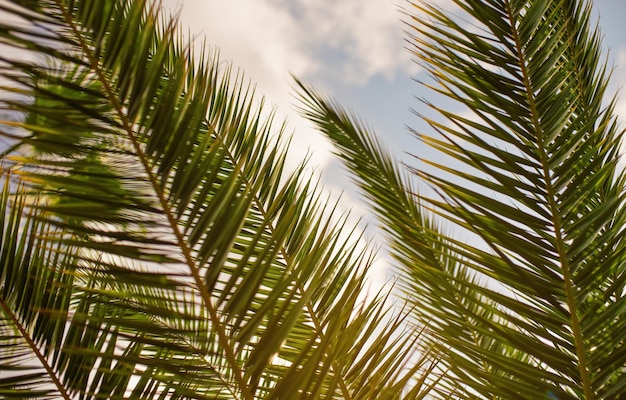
left=164, top=0, right=417, bottom=86
left=268, top=0, right=415, bottom=83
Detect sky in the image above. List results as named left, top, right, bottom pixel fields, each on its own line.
left=160, top=0, right=626, bottom=284
left=162, top=0, right=626, bottom=162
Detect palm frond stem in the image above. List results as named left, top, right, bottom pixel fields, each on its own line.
left=0, top=288, right=72, bottom=399
left=503, top=1, right=591, bottom=395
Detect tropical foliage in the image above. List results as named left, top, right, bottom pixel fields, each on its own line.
left=1, top=0, right=625, bottom=399
left=0, top=0, right=432, bottom=398
left=299, top=0, right=626, bottom=398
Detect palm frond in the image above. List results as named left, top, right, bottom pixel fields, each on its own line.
left=297, top=79, right=524, bottom=399
left=300, top=0, right=626, bottom=398
left=0, top=0, right=434, bottom=398
left=406, top=0, right=626, bottom=397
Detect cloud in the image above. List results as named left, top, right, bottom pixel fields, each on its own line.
left=269, top=0, right=416, bottom=84
left=164, top=0, right=416, bottom=86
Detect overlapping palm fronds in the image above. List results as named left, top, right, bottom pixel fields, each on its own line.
left=0, top=0, right=434, bottom=398
left=299, top=0, right=626, bottom=398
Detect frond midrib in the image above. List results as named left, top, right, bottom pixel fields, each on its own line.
left=0, top=295, right=71, bottom=400
left=503, top=1, right=592, bottom=397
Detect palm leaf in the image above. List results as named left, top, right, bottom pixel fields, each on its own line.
left=296, top=80, right=525, bottom=399
left=0, top=0, right=435, bottom=398
left=300, top=0, right=626, bottom=398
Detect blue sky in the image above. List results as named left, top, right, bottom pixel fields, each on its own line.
left=165, top=0, right=626, bottom=281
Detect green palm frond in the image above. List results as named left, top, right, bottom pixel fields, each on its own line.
left=300, top=0, right=626, bottom=398
left=296, top=80, right=516, bottom=399
left=0, top=0, right=435, bottom=398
